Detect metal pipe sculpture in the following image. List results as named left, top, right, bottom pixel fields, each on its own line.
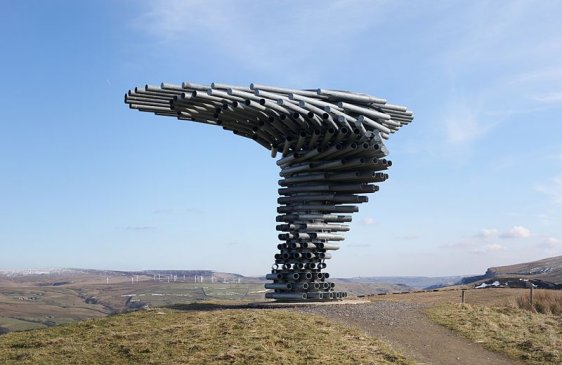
left=125, top=82, right=413, bottom=301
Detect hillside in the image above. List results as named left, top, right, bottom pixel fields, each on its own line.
left=0, top=308, right=411, bottom=365
left=462, top=255, right=562, bottom=287
left=0, top=269, right=268, bottom=334
left=0, top=268, right=256, bottom=284
left=338, top=276, right=465, bottom=289
left=487, top=255, right=562, bottom=282
left=0, top=268, right=427, bottom=334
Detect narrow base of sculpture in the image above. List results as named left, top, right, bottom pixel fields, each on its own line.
left=265, top=291, right=347, bottom=301
left=265, top=258, right=347, bottom=302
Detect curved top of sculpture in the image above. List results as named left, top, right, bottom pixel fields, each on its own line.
left=124, top=82, right=413, bottom=154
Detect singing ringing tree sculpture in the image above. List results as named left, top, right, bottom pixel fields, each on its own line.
left=125, top=82, right=413, bottom=301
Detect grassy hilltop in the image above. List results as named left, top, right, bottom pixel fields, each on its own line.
left=0, top=307, right=412, bottom=365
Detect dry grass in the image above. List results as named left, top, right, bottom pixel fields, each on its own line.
left=427, top=303, right=562, bottom=365
left=369, top=287, right=547, bottom=307
left=0, top=308, right=412, bottom=365
left=515, top=290, right=562, bottom=315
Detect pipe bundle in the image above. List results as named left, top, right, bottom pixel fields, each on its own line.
left=125, top=81, right=413, bottom=301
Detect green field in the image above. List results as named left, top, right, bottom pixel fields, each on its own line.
left=0, top=317, right=47, bottom=333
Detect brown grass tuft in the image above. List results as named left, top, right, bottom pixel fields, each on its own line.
left=427, top=303, right=562, bottom=365
left=515, top=290, right=562, bottom=315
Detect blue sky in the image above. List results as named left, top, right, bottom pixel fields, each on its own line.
left=1, top=1, right=561, bottom=276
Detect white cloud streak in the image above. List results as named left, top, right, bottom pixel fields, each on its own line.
left=537, top=237, right=562, bottom=255
left=533, top=93, right=562, bottom=104
left=450, top=225, right=532, bottom=255
left=361, top=217, right=376, bottom=226
left=536, top=176, right=562, bottom=205
left=478, top=228, right=499, bottom=238
left=500, top=226, right=531, bottom=239
left=431, top=2, right=562, bottom=151
left=509, top=67, right=562, bottom=84
left=442, top=101, right=486, bottom=144
left=134, top=0, right=397, bottom=82
left=116, top=226, right=157, bottom=231
left=472, top=243, right=505, bottom=254
left=477, top=226, right=531, bottom=239
left=541, top=237, right=561, bottom=248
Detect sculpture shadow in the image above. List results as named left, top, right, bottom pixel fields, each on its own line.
left=166, top=302, right=253, bottom=312
left=166, top=302, right=317, bottom=312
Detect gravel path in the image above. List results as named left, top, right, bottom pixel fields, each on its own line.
left=290, top=301, right=521, bottom=365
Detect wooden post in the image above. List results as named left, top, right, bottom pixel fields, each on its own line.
left=530, top=285, right=534, bottom=308
left=461, top=288, right=466, bottom=305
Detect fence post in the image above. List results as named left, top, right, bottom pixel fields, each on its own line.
left=461, top=288, right=466, bottom=305
left=529, top=285, right=533, bottom=308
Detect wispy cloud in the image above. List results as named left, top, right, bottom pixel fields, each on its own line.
left=442, top=240, right=474, bottom=249
left=152, top=208, right=175, bottom=215
left=476, top=226, right=531, bottom=239
left=361, top=217, right=376, bottom=226
left=533, top=92, right=562, bottom=104
left=431, top=2, right=562, bottom=153
left=536, top=212, right=555, bottom=226
left=540, top=237, right=561, bottom=249
left=116, top=226, right=157, bottom=231
left=444, top=238, right=507, bottom=254
left=536, top=176, right=562, bottom=205
left=484, top=105, right=550, bottom=118
left=442, top=101, right=486, bottom=145
left=547, top=153, right=562, bottom=162
left=134, top=0, right=397, bottom=82
left=477, top=228, right=499, bottom=239
left=472, top=243, right=506, bottom=254
left=152, top=208, right=203, bottom=215
left=396, top=234, right=419, bottom=240
left=500, top=226, right=531, bottom=239
left=348, top=243, right=370, bottom=248
left=509, top=67, right=562, bottom=84
left=446, top=225, right=533, bottom=255
left=537, top=237, right=562, bottom=255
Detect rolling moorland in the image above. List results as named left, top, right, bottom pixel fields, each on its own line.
left=0, top=268, right=428, bottom=334
left=0, top=255, right=561, bottom=364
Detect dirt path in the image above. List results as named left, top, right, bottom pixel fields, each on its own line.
left=293, top=302, right=521, bottom=365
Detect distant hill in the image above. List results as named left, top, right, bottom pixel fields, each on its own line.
left=461, top=255, right=562, bottom=288
left=0, top=268, right=469, bottom=290
left=336, top=276, right=466, bottom=290
left=0, top=268, right=262, bottom=284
